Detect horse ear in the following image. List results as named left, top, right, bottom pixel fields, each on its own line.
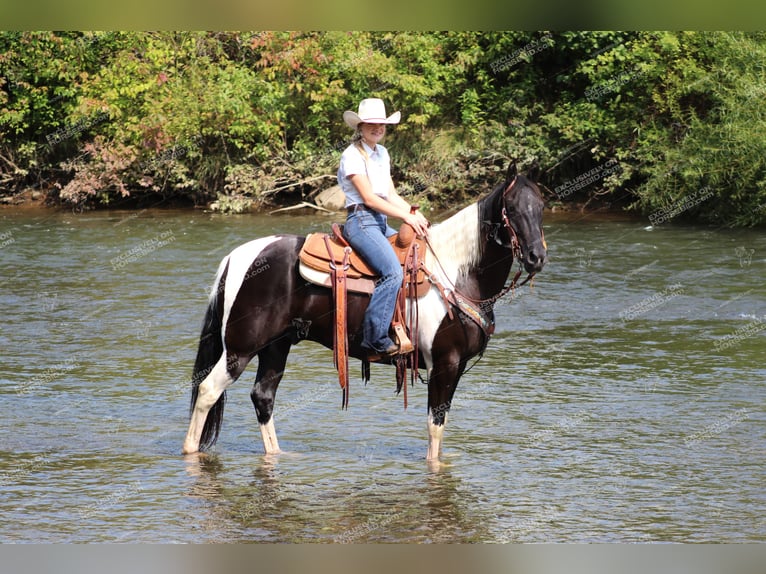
left=506, top=160, right=518, bottom=182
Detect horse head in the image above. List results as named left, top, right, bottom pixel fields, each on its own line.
left=501, top=161, right=548, bottom=274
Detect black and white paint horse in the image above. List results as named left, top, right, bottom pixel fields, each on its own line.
left=182, top=162, right=547, bottom=461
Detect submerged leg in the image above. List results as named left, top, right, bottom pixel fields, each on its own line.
left=259, top=418, right=280, bottom=455
left=427, top=409, right=448, bottom=462
left=183, top=354, right=237, bottom=454
left=426, top=408, right=447, bottom=461
left=426, top=353, right=464, bottom=461
left=250, top=336, right=292, bottom=455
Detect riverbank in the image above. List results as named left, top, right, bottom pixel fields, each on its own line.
left=0, top=187, right=198, bottom=212
left=1, top=181, right=634, bottom=219
left=0, top=188, right=48, bottom=208
left=0, top=188, right=644, bottom=233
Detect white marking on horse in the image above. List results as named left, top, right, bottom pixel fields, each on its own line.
left=219, top=236, right=281, bottom=352
left=427, top=409, right=448, bottom=461
left=259, top=418, right=281, bottom=454
left=425, top=203, right=481, bottom=284
left=182, top=354, right=235, bottom=454
left=413, top=203, right=482, bottom=370
left=408, top=289, right=447, bottom=372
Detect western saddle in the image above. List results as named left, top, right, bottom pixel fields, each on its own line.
left=298, top=220, right=437, bottom=409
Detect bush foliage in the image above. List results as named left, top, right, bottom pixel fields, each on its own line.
left=1, top=31, right=764, bottom=225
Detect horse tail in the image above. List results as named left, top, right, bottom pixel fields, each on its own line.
left=190, top=258, right=229, bottom=450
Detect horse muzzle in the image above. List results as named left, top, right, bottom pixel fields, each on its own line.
left=522, top=241, right=548, bottom=274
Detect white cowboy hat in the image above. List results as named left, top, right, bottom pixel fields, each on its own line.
left=343, top=98, right=401, bottom=129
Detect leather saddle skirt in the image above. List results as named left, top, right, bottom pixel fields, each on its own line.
left=298, top=223, right=430, bottom=296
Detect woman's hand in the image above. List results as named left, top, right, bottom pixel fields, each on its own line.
left=404, top=209, right=430, bottom=237
left=349, top=173, right=430, bottom=235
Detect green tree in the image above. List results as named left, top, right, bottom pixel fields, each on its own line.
left=0, top=31, right=764, bottom=225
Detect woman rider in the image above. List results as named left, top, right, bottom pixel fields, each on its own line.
left=337, top=98, right=430, bottom=357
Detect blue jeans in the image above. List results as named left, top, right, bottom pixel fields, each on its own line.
left=343, top=208, right=403, bottom=352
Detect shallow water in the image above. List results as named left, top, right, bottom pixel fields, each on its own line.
left=1, top=206, right=764, bottom=542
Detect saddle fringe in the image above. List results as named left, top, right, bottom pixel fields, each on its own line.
left=323, top=234, right=351, bottom=409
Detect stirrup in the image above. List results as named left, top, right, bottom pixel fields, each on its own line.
left=391, top=323, right=414, bottom=354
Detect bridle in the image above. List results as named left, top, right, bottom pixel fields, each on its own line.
left=491, top=175, right=546, bottom=296
left=423, top=175, right=547, bottom=338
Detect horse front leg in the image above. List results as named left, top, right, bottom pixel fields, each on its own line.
left=426, top=353, right=464, bottom=462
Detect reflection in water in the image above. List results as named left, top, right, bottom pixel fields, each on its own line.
left=182, top=453, right=234, bottom=542
left=415, top=466, right=491, bottom=543
left=181, top=449, right=493, bottom=542
left=184, top=452, right=226, bottom=498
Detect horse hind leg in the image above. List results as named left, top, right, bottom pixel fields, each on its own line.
left=183, top=352, right=241, bottom=454
left=250, top=336, right=292, bottom=455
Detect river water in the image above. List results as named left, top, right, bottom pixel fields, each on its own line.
left=1, top=205, right=764, bottom=543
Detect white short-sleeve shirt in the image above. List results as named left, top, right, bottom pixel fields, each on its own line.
left=337, top=141, right=392, bottom=207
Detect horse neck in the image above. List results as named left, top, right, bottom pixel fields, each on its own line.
left=427, top=202, right=483, bottom=283
left=427, top=184, right=515, bottom=300
left=470, top=231, right=516, bottom=300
